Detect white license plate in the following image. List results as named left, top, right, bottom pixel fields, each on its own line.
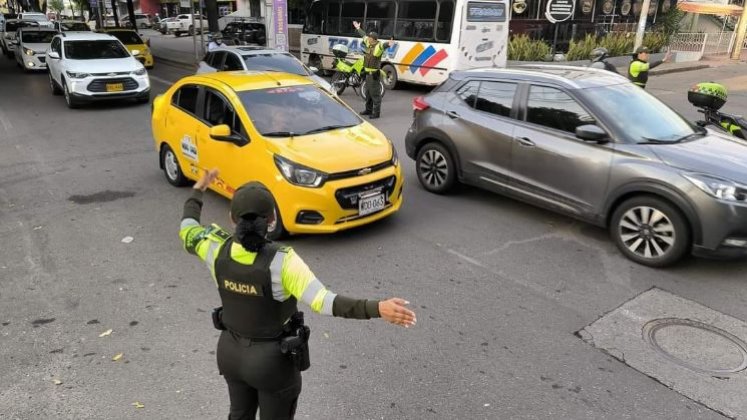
left=358, top=193, right=385, bottom=216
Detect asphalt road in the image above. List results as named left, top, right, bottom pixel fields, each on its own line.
left=1, top=54, right=746, bottom=420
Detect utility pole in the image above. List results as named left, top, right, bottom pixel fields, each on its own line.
left=731, top=4, right=747, bottom=60
left=190, top=0, right=198, bottom=62
left=633, top=0, right=652, bottom=51
left=204, top=0, right=219, bottom=33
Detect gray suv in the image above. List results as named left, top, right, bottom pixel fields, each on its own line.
left=405, top=66, right=747, bottom=267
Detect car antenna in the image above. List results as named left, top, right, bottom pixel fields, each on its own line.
left=263, top=71, right=282, bottom=86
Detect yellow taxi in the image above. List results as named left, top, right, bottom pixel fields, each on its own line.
left=151, top=71, right=403, bottom=238
left=101, top=29, right=154, bottom=69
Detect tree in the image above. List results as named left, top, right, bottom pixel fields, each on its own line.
left=48, top=0, right=64, bottom=16
left=70, top=0, right=89, bottom=19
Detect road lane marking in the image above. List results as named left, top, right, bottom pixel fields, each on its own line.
left=149, top=75, right=176, bottom=86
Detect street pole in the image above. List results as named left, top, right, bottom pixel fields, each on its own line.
left=634, top=0, right=651, bottom=51
left=190, top=0, right=198, bottom=63
left=198, top=0, right=205, bottom=56
left=730, top=5, right=747, bottom=60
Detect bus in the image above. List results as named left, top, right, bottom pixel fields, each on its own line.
left=301, top=0, right=509, bottom=88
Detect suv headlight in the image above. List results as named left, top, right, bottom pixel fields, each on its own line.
left=24, top=47, right=34, bottom=56
left=133, top=67, right=147, bottom=76
left=66, top=71, right=90, bottom=79
left=684, top=173, right=747, bottom=202
left=274, top=155, right=327, bottom=188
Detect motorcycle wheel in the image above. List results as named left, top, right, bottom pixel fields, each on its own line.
left=331, top=72, right=347, bottom=96
left=359, top=78, right=386, bottom=101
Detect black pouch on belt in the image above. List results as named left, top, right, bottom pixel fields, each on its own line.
left=371, top=70, right=380, bottom=81
left=212, top=307, right=227, bottom=331
left=280, top=313, right=311, bottom=371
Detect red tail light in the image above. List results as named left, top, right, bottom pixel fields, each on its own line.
left=413, top=96, right=430, bottom=112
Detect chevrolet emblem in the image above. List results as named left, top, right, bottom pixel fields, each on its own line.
left=358, top=167, right=372, bottom=176
left=107, top=73, right=117, bottom=77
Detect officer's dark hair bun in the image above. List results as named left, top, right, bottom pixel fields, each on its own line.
left=235, top=215, right=269, bottom=252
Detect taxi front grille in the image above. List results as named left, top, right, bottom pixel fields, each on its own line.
left=327, top=159, right=393, bottom=181
left=87, top=77, right=138, bottom=92
left=334, top=176, right=396, bottom=210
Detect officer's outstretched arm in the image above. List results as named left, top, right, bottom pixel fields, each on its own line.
left=179, top=169, right=223, bottom=261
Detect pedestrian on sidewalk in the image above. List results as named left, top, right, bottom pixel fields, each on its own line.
left=179, top=169, right=417, bottom=420
left=628, top=46, right=671, bottom=89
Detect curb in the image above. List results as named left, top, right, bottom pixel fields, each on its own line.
left=650, top=64, right=711, bottom=76
left=153, top=55, right=196, bottom=71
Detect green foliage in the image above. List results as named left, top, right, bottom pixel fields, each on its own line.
left=565, top=33, right=598, bottom=61
left=599, top=32, right=635, bottom=57
left=653, top=7, right=686, bottom=38
left=508, top=34, right=551, bottom=62
left=643, top=32, right=668, bottom=53
left=48, top=0, right=65, bottom=14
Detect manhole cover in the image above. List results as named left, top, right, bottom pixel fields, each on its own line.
left=643, top=318, right=747, bottom=376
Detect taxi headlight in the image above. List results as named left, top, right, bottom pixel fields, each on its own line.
left=683, top=173, right=746, bottom=202
left=390, top=143, right=399, bottom=166
left=133, top=67, right=147, bottom=76
left=66, top=71, right=90, bottom=79
left=274, top=155, right=327, bottom=188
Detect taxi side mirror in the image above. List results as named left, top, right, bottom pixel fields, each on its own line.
left=210, top=124, right=247, bottom=146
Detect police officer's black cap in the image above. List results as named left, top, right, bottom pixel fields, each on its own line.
left=635, top=46, right=650, bottom=54
left=231, top=182, right=275, bottom=219
left=368, top=31, right=379, bottom=40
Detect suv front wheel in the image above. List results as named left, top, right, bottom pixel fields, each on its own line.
left=610, top=196, right=690, bottom=267
left=416, top=142, right=456, bottom=194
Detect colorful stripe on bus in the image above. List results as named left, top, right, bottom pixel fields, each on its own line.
left=327, top=37, right=448, bottom=76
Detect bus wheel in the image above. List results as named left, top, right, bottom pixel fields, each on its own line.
left=381, top=64, right=398, bottom=90
left=309, top=55, right=328, bottom=76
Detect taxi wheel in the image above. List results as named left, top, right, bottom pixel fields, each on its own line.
left=161, top=145, right=189, bottom=187
left=266, top=198, right=286, bottom=240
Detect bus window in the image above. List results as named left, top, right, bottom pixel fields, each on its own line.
left=305, top=1, right=324, bottom=34
left=327, top=1, right=340, bottom=35
left=436, top=0, right=454, bottom=42
left=340, top=1, right=365, bottom=36
left=365, top=1, right=395, bottom=38
left=395, top=0, right=437, bottom=41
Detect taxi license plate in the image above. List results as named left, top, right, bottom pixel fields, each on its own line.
left=358, top=193, right=385, bottom=216
left=106, top=83, right=124, bottom=92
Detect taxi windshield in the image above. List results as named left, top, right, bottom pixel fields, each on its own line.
left=239, top=85, right=361, bottom=137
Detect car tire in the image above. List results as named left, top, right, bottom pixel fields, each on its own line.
left=160, top=144, right=189, bottom=187
left=416, top=142, right=457, bottom=194
left=174, top=31, right=181, bottom=37
left=381, top=63, right=398, bottom=90
left=139, top=22, right=147, bottom=29
left=136, top=93, right=150, bottom=104
left=63, top=80, right=79, bottom=109
left=188, top=25, right=194, bottom=36
left=610, top=196, right=691, bottom=267
left=266, top=193, right=287, bottom=241
left=49, top=72, right=62, bottom=95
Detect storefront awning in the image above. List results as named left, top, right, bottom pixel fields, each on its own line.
left=677, top=2, right=743, bottom=16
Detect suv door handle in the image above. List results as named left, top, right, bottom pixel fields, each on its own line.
left=446, top=111, right=460, bottom=119
left=515, top=137, right=535, bottom=147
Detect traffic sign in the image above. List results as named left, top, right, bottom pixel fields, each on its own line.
left=545, top=0, right=575, bottom=23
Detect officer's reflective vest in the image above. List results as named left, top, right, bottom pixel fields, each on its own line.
left=363, top=39, right=385, bottom=73
left=214, top=241, right=298, bottom=339
left=628, top=59, right=650, bottom=87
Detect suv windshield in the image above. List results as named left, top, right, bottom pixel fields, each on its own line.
left=21, top=30, right=55, bottom=43
left=585, top=84, right=697, bottom=143
left=61, top=22, right=89, bottom=31
left=240, top=85, right=360, bottom=136
left=242, top=52, right=307, bottom=75
left=64, top=40, right=130, bottom=59
left=108, top=31, right=143, bottom=44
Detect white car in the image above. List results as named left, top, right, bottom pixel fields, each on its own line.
left=197, top=46, right=335, bottom=96
left=53, top=20, right=91, bottom=32
left=166, top=14, right=206, bottom=37
left=2, top=19, right=40, bottom=57
left=120, top=13, right=152, bottom=29
left=17, top=12, right=53, bottom=28
left=46, top=32, right=150, bottom=108
left=14, top=27, right=56, bottom=71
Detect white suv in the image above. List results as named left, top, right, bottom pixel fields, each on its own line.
left=17, top=12, right=53, bottom=28
left=46, top=32, right=150, bottom=108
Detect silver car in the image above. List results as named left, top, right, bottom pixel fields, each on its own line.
left=405, top=65, right=747, bottom=267
left=196, top=46, right=335, bottom=96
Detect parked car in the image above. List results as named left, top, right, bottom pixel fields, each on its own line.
left=221, top=20, right=266, bottom=46
left=151, top=72, right=402, bottom=237
left=158, top=17, right=176, bottom=34
left=197, top=46, right=334, bottom=96
left=101, top=28, right=153, bottom=68
left=53, top=20, right=91, bottom=32
left=1, top=19, right=39, bottom=57
left=46, top=32, right=150, bottom=108
left=17, top=12, right=53, bottom=28
left=14, top=27, right=56, bottom=71
left=405, top=66, right=747, bottom=267
left=120, top=13, right=152, bottom=29
left=165, top=14, right=206, bottom=37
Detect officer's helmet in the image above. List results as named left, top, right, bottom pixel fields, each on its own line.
left=590, top=47, right=609, bottom=62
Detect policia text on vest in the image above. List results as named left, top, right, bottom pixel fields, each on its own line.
left=353, top=21, right=393, bottom=120
left=178, top=169, right=417, bottom=420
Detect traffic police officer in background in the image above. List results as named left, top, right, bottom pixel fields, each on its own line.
left=589, top=47, right=619, bottom=74
left=179, top=169, right=417, bottom=420
left=353, top=21, right=393, bottom=119
left=628, top=46, right=670, bottom=89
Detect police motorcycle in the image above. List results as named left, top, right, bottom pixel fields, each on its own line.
left=688, top=82, right=746, bottom=140
left=330, top=43, right=386, bottom=101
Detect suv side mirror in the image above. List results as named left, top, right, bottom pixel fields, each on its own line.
left=47, top=50, right=60, bottom=59
left=210, top=124, right=247, bottom=145
left=11, top=39, right=19, bottom=45
left=575, top=124, right=609, bottom=143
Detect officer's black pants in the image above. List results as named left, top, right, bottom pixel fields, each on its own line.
left=364, top=72, right=382, bottom=115
left=217, top=331, right=302, bottom=420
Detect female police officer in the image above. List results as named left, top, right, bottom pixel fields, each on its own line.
left=179, top=169, right=417, bottom=420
